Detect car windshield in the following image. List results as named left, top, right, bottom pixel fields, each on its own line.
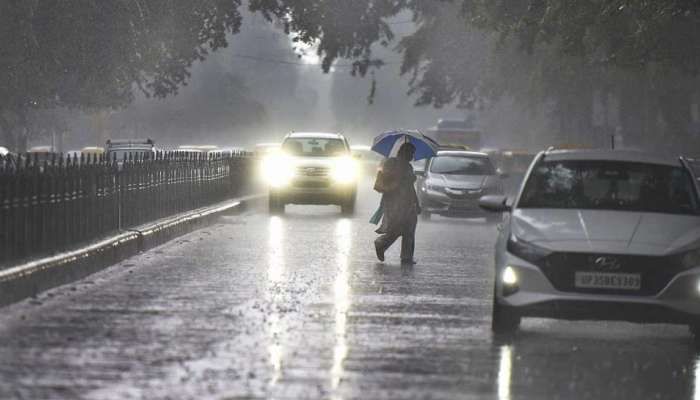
left=519, top=160, right=700, bottom=215
left=430, top=156, right=495, bottom=175
left=282, top=138, right=347, bottom=157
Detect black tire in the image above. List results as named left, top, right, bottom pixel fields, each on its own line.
left=269, top=194, right=284, bottom=214
left=421, top=211, right=431, bottom=221
left=492, top=289, right=521, bottom=335
left=341, top=196, right=356, bottom=216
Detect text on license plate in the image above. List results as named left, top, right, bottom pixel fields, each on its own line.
left=574, top=272, right=641, bottom=290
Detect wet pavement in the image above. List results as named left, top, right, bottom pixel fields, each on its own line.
left=0, top=179, right=698, bottom=399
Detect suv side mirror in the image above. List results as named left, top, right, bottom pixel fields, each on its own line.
left=479, top=195, right=511, bottom=212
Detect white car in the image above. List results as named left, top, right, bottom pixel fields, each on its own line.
left=263, top=132, right=358, bottom=215
left=480, top=149, right=700, bottom=340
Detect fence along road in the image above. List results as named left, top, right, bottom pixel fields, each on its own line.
left=0, top=151, right=253, bottom=267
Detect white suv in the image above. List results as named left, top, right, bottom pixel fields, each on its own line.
left=262, top=132, right=358, bottom=215
left=480, top=149, right=700, bottom=341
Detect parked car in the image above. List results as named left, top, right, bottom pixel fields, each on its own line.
left=264, top=132, right=358, bottom=215
left=480, top=149, right=700, bottom=341
left=417, top=150, right=505, bottom=221
left=105, top=138, right=156, bottom=161
left=81, top=146, right=104, bottom=156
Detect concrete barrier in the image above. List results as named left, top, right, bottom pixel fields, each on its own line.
left=0, top=194, right=264, bottom=307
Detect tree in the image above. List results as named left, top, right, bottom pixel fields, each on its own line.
left=0, top=0, right=243, bottom=150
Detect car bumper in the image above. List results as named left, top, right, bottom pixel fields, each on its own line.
left=271, top=181, right=356, bottom=205
left=496, top=253, right=700, bottom=324
left=419, top=189, right=490, bottom=217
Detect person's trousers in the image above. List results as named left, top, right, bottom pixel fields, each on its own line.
left=375, top=217, right=417, bottom=261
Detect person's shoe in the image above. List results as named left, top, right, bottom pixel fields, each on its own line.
left=401, top=259, right=417, bottom=265
left=375, top=242, right=385, bottom=262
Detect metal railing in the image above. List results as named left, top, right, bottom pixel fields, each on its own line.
left=0, top=151, right=253, bottom=266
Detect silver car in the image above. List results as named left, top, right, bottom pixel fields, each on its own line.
left=417, top=150, right=505, bottom=221
left=480, top=149, right=700, bottom=341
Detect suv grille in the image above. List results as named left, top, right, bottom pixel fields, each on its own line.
left=297, top=166, right=329, bottom=177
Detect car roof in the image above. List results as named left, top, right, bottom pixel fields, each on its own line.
left=287, top=132, right=345, bottom=139
left=436, top=150, right=489, bottom=158
left=543, top=149, right=682, bottom=167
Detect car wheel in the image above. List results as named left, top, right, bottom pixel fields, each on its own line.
left=341, top=197, right=356, bottom=216
left=421, top=211, right=431, bottom=221
left=269, top=194, right=284, bottom=214
left=492, top=288, right=521, bottom=335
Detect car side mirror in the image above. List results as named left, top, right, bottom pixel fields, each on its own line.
left=479, top=195, right=511, bottom=212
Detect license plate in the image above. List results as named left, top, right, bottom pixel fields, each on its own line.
left=574, top=272, right=641, bottom=290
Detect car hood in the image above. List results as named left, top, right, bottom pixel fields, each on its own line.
left=511, top=209, right=700, bottom=255
left=428, top=174, right=494, bottom=189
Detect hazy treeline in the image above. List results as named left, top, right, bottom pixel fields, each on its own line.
left=2, top=1, right=699, bottom=154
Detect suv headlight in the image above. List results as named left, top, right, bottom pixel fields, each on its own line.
left=506, top=234, right=551, bottom=264
left=331, top=157, right=357, bottom=184
left=263, top=153, right=295, bottom=187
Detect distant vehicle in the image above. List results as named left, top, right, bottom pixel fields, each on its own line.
left=105, top=138, right=156, bottom=161
left=264, top=132, right=358, bottom=215
left=427, top=119, right=482, bottom=150
left=81, top=146, right=104, bottom=156
left=417, top=150, right=505, bottom=221
left=350, top=144, right=383, bottom=176
left=27, top=146, right=58, bottom=163
left=0, top=146, right=8, bottom=157
left=480, top=149, right=700, bottom=341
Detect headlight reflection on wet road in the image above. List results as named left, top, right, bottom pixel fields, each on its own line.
left=498, top=344, right=513, bottom=400
left=331, top=218, right=352, bottom=396
left=694, top=355, right=700, bottom=400
left=267, top=216, right=286, bottom=385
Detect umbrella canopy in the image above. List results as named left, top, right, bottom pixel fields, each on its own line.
left=371, top=130, right=440, bottom=161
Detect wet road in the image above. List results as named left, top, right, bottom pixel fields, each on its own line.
left=0, top=180, right=698, bottom=399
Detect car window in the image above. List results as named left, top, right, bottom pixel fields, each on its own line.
left=282, top=138, right=347, bottom=157
left=429, top=156, right=495, bottom=175
left=518, top=160, right=700, bottom=215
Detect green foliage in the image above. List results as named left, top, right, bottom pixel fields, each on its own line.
left=0, top=1, right=242, bottom=111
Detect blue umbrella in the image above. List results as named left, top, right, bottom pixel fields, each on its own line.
left=371, top=129, right=440, bottom=161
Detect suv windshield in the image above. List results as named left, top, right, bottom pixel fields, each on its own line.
left=282, top=138, right=347, bottom=157
left=519, top=160, right=700, bottom=215
left=430, top=156, right=495, bottom=175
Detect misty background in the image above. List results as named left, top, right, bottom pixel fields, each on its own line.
left=22, top=10, right=549, bottom=153
left=9, top=1, right=700, bottom=155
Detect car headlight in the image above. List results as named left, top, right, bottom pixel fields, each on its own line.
left=424, top=180, right=445, bottom=193
left=506, top=234, right=551, bottom=264
left=331, top=157, right=358, bottom=184
left=262, top=153, right=295, bottom=188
